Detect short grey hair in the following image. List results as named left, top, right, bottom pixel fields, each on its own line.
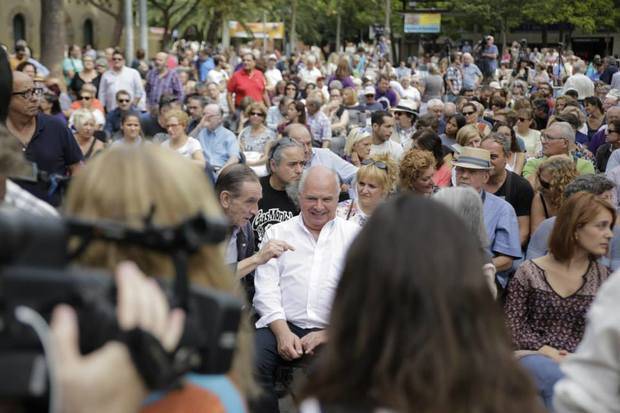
left=433, top=187, right=489, bottom=250
left=298, top=166, right=340, bottom=197
left=564, top=174, right=615, bottom=199
left=483, top=133, right=511, bottom=155
left=549, top=121, right=576, bottom=145
left=266, top=137, right=303, bottom=175
left=427, top=98, right=444, bottom=109
left=72, top=108, right=96, bottom=131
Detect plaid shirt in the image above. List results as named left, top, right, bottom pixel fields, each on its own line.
left=145, top=68, right=184, bottom=109
left=446, top=65, right=463, bottom=95
left=307, top=111, right=332, bottom=145
left=3, top=180, right=59, bottom=216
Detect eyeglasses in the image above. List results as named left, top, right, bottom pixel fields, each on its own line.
left=112, top=57, right=124, bottom=61
left=286, top=87, right=297, bottom=91
left=541, top=133, right=565, bottom=142
left=250, top=112, right=265, bottom=117
left=607, top=129, right=618, bottom=135
left=518, top=117, right=529, bottom=122
left=538, top=175, right=551, bottom=190
left=166, top=123, right=181, bottom=129
left=462, top=111, right=476, bottom=116
left=361, top=159, right=388, bottom=171
left=117, top=99, right=130, bottom=103
left=12, top=88, right=44, bottom=99
left=79, top=95, right=92, bottom=100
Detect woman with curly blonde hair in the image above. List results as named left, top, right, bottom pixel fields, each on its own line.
left=530, top=155, right=579, bottom=233
left=336, top=153, right=398, bottom=226
left=399, top=149, right=437, bottom=196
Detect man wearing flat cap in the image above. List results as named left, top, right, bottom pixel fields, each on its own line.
left=454, top=146, right=521, bottom=288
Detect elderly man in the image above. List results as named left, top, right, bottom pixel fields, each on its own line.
left=482, top=134, right=534, bottom=246
left=479, top=35, right=498, bottom=80
left=522, top=121, right=595, bottom=181
left=462, top=53, right=483, bottom=91
left=252, top=137, right=305, bottom=248
left=286, top=123, right=357, bottom=186
left=252, top=165, right=360, bottom=413
left=298, top=55, right=322, bottom=85
left=216, top=163, right=293, bottom=303
left=6, top=71, right=82, bottom=206
left=454, top=147, right=521, bottom=285
left=226, top=53, right=269, bottom=113
left=98, top=50, right=145, bottom=112
left=562, top=60, right=595, bottom=101
left=306, top=97, right=332, bottom=148
left=426, top=98, right=446, bottom=133
left=145, top=52, right=184, bottom=112
left=196, top=104, right=239, bottom=171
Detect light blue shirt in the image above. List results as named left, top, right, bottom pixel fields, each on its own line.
left=197, top=125, right=239, bottom=169
left=462, top=63, right=483, bottom=90
left=527, top=216, right=620, bottom=271
left=308, top=148, right=358, bottom=185
left=483, top=191, right=521, bottom=259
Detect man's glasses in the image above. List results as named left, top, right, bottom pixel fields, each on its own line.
left=250, top=112, right=265, bottom=117
left=79, top=95, right=92, bottom=101
left=361, top=159, right=388, bottom=171
left=462, top=111, right=476, bottom=116
left=518, top=117, right=529, bottom=122
left=117, top=99, right=130, bottom=103
left=607, top=129, right=618, bottom=135
left=12, top=88, right=44, bottom=99
left=541, top=133, right=565, bottom=142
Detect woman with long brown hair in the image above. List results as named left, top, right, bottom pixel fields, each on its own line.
left=300, top=195, right=544, bottom=413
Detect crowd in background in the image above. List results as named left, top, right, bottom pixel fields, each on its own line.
left=3, top=32, right=620, bottom=413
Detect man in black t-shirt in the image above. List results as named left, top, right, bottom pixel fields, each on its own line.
left=252, top=137, right=305, bottom=249
left=482, top=135, right=534, bottom=246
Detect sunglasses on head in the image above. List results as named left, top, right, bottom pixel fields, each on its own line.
left=361, top=159, right=388, bottom=171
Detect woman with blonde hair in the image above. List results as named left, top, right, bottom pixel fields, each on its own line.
left=63, top=144, right=256, bottom=412
left=530, top=155, right=579, bottom=233
left=455, top=123, right=482, bottom=150
left=343, top=127, right=372, bottom=166
left=161, top=109, right=205, bottom=167
left=336, top=154, right=397, bottom=226
left=399, top=149, right=437, bottom=196
left=71, top=108, right=105, bottom=160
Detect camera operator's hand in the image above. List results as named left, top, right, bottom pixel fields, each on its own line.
left=50, top=261, right=186, bottom=413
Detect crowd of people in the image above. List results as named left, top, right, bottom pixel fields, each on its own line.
left=2, top=33, right=620, bottom=413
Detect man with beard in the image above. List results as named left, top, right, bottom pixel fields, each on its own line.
left=252, top=137, right=305, bottom=249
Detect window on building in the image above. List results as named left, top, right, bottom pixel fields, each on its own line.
left=13, top=14, right=26, bottom=44
left=83, top=19, right=94, bottom=47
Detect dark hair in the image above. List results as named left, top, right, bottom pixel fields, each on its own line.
left=555, top=112, right=580, bottom=130
left=491, top=121, right=522, bottom=152
left=565, top=89, right=579, bottom=100
left=16, top=61, right=36, bottom=75
left=185, top=93, right=205, bottom=107
left=42, top=93, right=62, bottom=115
left=549, top=192, right=616, bottom=262
left=285, top=81, right=299, bottom=99
left=446, top=113, right=466, bottom=133
left=301, top=195, right=543, bottom=412
left=135, top=48, right=145, bottom=59
left=416, top=113, right=439, bottom=132
left=0, top=48, right=12, bottom=123
left=288, top=100, right=307, bottom=125
left=115, top=89, right=131, bottom=101
left=121, top=111, right=141, bottom=125
left=371, top=110, right=393, bottom=128
left=215, top=163, right=259, bottom=197
left=414, top=129, right=444, bottom=168
left=490, top=95, right=506, bottom=110
left=584, top=96, right=603, bottom=113
left=266, top=137, right=303, bottom=174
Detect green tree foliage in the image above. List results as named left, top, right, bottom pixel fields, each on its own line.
left=522, top=0, right=616, bottom=32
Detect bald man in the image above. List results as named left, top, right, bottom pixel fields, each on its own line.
left=196, top=104, right=239, bottom=170
left=145, top=51, right=184, bottom=112
left=252, top=165, right=360, bottom=413
left=6, top=71, right=82, bottom=206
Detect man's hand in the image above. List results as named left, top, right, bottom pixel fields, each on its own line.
left=300, top=330, right=327, bottom=355
left=256, top=240, right=295, bottom=265
left=275, top=329, right=304, bottom=361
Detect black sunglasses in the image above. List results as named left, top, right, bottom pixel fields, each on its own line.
left=250, top=112, right=265, bottom=117
left=79, top=95, right=92, bottom=100
left=361, top=159, right=388, bottom=171
left=117, top=99, right=130, bottom=103
left=462, top=111, right=476, bottom=116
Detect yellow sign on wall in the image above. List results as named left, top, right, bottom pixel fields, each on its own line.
left=404, top=13, right=441, bottom=33
left=229, top=21, right=285, bottom=39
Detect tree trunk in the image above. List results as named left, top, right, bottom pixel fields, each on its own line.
left=335, top=12, right=341, bottom=53
left=40, top=0, right=66, bottom=79
left=290, top=0, right=297, bottom=54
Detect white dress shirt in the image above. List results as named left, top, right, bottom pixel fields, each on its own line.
left=98, top=66, right=146, bottom=111
left=253, top=215, right=360, bottom=329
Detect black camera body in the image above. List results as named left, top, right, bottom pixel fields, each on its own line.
left=0, top=209, right=241, bottom=399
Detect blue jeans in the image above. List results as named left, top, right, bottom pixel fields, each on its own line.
left=519, top=354, right=564, bottom=411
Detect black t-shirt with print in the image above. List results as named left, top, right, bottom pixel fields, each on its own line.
left=493, top=170, right=534, bottom=217
left=251, top=175, right=299, bottom=250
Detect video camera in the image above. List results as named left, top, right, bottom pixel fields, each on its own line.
left=0, top=208, right=242, bottom=400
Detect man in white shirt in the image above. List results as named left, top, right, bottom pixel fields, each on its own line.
left=252, top=165, right=360, bottom=413
left=264, top=54, right=283, bottom=92
left=298, top=55, right=323, bottom=85
left=206, top=55, right=229, bottom=90
left=370, top=110, right=403, bottom=162
left=98, top=51, right=145, bottom=112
